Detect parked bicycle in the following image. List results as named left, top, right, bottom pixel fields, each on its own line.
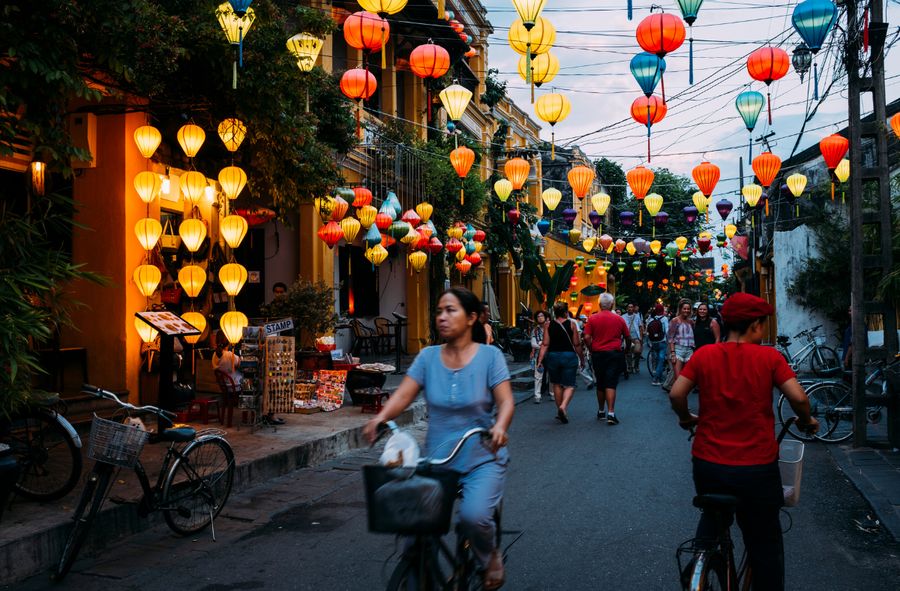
left=778, top=355, right=900, bottom=443
left=676, top=418, right=803, bottom=590
left=1, top=392, right=83, bottom=502
left=364, top=422, right=521, bottom=590
left=774, top=325, right=840, bottom=377
left=54, top=385, right=235, bottom=580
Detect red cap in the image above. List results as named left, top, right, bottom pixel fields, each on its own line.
left=720, top=293, right=774, bottom=324
left=653, top=303, right=664, bottom=315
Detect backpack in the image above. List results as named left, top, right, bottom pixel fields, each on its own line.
left=647, top=316, right=666, bottom=342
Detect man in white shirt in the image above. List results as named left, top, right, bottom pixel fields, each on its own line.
left=622, top=303, right=644, bottom=376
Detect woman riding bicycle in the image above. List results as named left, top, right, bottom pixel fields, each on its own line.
left=668, top=293, right=819, bottom=590
left=364, top=287, right=514, bottom=590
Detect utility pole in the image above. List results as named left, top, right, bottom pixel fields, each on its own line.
left=846, top=0, right=897, bottom=447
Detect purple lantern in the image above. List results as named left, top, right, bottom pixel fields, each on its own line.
left=633, top=237, right=649, bottom=253
left=683, top=206, right=699, bottom=224
left=654, top=211, right=669, bottom=228
left=588, top=210, right=602, bottom=229
left=715, top=199, right=734, bottom=221
left=562, top=208, right=578, bottom=227
left=619, top=211, right=635, bottom=227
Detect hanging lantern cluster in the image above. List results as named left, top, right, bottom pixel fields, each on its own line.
left=508, top=13, right=555, bottom=101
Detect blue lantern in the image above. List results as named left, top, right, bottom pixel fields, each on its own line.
left=558, top=227, right=570, bottom=241
left=465, top=240, right=476, bottom=255
left=735, top=91, right=765, bottom=165
left=537, top=218, right=550, bottom=235
left=229, top=0, right=253, bottom=16
left=676, top=0, right=705, bottom=84
left=630, top=53, right=666, bottom=97
left=363, top=224, right=382, bottom=249
left=792, top=0, right=837, bottom=100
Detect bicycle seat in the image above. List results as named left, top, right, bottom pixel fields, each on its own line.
left=776, top=335, right=790, bottom=346
left=693, top=494, right=739, bottom=511
left=157, top=427, right=196, bottom=443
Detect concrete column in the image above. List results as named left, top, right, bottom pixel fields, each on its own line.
left=299, top=203, right=335, bottom=286
left=405, top=263, right=430, bottom=353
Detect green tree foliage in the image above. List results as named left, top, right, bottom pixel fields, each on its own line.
left=788, top=215, right=851, bottom=324
left=479, top=69, right=507, bottom=112
left=258, top=278, right=336, bottom=348
left=520, top=259, right=575, bottom=306
left=594, top=158, right=627, bottom=204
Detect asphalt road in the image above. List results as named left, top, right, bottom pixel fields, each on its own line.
left=18, top=370, right=900, bottom=590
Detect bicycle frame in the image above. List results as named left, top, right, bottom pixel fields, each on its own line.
left=130, top=440, right=190, bottom=517
left=778, top=338, right=818, bottom=369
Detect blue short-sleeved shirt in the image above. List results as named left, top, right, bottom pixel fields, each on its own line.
left=406, top=344, right=511, bottom=471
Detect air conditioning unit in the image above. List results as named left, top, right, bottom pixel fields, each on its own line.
left=68, top=113, right=97, bottom=169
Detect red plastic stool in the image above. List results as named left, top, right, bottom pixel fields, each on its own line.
left=187, top=397, right=222, bottom=425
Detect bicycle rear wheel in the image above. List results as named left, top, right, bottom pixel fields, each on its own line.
left=810, top=346, right=841, bottom=377
left=162, top=437, right=235, bottom=535
left=808, top=383, right=854, bottom=443
left=53, top=464, right=113, bottom=580
left=689, top=551, right=728, bottom=591
left=776, top=395, right=817, bottom=442
left=9, top=410, right=82, bottom=501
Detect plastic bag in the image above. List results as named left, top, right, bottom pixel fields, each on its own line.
left=379, top=431, right=420, bottom=468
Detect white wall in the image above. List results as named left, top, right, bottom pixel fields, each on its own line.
left=263, top=215, right=299, bottom=302
left=773, top=225, right=837, bottom=343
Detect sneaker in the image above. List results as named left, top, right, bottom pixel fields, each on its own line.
left=607, top=414, right=619, bottom=425
left=597, top=410, right=606, bottom=420
left=651, top=380, right=661, bottom=386
left=533, top=397, right=541, bottom=404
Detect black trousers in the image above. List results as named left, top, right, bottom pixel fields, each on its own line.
left=692, top=457, right=785, bottom=591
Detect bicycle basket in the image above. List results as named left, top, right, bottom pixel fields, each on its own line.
left=87, top=416, right=149, bottom=468
left=362, top=465, right=459, bottom=535
left=814, top=336, right=826, bottom=346
left=779, top=439, right=805, bottom=507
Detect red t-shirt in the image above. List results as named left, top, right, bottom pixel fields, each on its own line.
left=584, top=312, right=630, bottom=352
left=680, top=342, right=796, bottom=466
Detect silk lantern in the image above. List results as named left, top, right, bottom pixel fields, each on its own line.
left=820, top=134, right=849, bottom=201
left=177, top=124, right=205, bottom=158
left=134, top=171, right=161, bottom=204
left=644, top=193, right=663, bottom=236
left=341, top=67, right=378, bottom=136
left=409, top=251, right=427, bottom=273
left=752, top=151, right=781, bottom=215
left=181, top=311, right=207, bottom=345
left=439, top=83, right=472, bottom=122
left=180, top=171, right=208, bottom=205
left=535, top=92, right=571, bottom=156
left=494, top=179, right=513, bottom=202
left=715, top=199, right=734, bottom=221
left=221, top=214, right=248, bottom=248
left=735, top=91, right=765, bottom=163
left=219, top=263, right=248, bottom=296
left=134, top=125, right=162, bottom=159
left=450, top=145, right=475, bottom=204
left=725, top=224, right=738, bottom=240
left=787, top=172, right=807, bottom=216
left=134, top=317, right=159, bottom=344
left=216, top=2, right=256, bottom=89
left=567, top=166, right=595, bottom=200
left=518, top=52, right=560, bottom=90
left=508, top=16, right=555, bottom=94
left=630, top=52, right=665, bottom=97
left=343, top=11, right=389, bottom=68
left=792, top=0, right=837, bottom=99
left=835, top=159, right=849, bottom=203
left=747, top=47, right=790, bottom=124
left=676, top=0, right=705, bottom=83
left=683, top=206, right=699, bottom=224
left=318, top=220, right=343, bottom=248
left=353, top=187, right=373, bottom=207
left=365, top=244, right=389, bottom=267
left=133, top=265, right=161, bottom=297
left=341, top=217, right=361, bottom=243
left=135, top=218, right=163, bottom=251
left=635, top=12, right=685, bottom=102
left=692, top=161, right=720, bottom=197
left=179, top=219, right=207, bottom=253
left=217, top=118, right=247, bottom=152
left=415, top=202, right=433, bottom=223
left=358, top=205, right=377, bottom=229
left=179, top=265, right=206, bottom=298
left=631, top=95, right=667, bottom=162
left=219, top=166, right=247, bottom=200
left=542, top=187, right=562, bottom=212
left=505, top=157, right=530, bottom=190
left=220, top=311, right=248, bottom=345
left=627, top=165, right=654, bottom=224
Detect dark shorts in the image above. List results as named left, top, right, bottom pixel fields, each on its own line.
left=544, top=351, right=578, bottom=387
left=591, top=350, right=625, bottom=391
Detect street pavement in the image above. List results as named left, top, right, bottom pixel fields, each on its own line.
left=13, top=368, right=900, bottom=590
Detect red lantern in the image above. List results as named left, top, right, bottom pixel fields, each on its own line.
left=746, top=47, right=789, bottom=124
left=455, top=259, right=472, bottom=275
left=409, top=42, right=450, bottom=79
left=630, top=95, right=666, bottom=162
left=427, top=236, right=443, bottom=254
left=464, top=48, right=478, bottom=58
left=380, top=233, right=396, bottom=248
left=751, top=152, right=781, bottom=187
left=473, top=229, right=486, bottom=242
left=340, top=67, right=378, bottom=136
left=692, top=161, right=720, bottom=197
left=504, top=157, right=530, bottom=190
left=820, top=134, right=849, bottom=201
left=401, top=209, right=421, bottom=227
left=374, top=212, right=393, bottom=230
left=450, top=145, right=475, bottom=204
left=352, top=186, right=373, bottom=207
left=449, top=20, right=464, bottom=33
left=627, top=166, right=654, bottom=201
left=318, top=221, right=343, bottom=248
left=330, top=195, right=349, bottom=221
left=567, top=165, right=595, bottom=199
left=636, top=12, right=685, bottom=103
left=466, top=252, right=482, bottom=266
left=446, top=237, right=463, bottom=254
left=343, top=11, right=389, bottom=56
left=614, top=239, right=626, bottom=253
left=508, top=208, right=521, bottom=225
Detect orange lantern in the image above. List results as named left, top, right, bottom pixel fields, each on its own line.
left=504, top=157, right=530, bottom=190
left=317, top=220, right=343, bottom=248
left=409, top=41, right=450, bottom=122
left=567, top=165, right=595, bottom=200
left=820, top=134, right=849, bottom=201
left=343, top=11, right=389, bottom=68
left=631, top=95, right=666, bottom=162
left=330, top=195, right=349, bottom=221
left=450, top=145, right=475, bottom=205
left=455, top=259, right=472, bottom=275
left=692, top=161, right=720, bottom=197
left=746, top=46, right=790, bottom=124
left=340, top=67, right=378, bottom=136
left=627, top=165, right=655, bottom=225
left=891, top=113, right=900, bottom=139
left=752, top=151, right=781, bottom=213
left=352, top=187, right=373, bottom=207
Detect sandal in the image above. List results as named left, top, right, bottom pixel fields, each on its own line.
left=556, top=409, right=569, bottom=424
left=483, top=550, right=505, bottom=590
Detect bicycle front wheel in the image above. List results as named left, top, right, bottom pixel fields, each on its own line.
left=808, top=382, right=854, bottom=443
left=54, top=464, right=113, bottom=580
left=162, top=437, right=235, bottom=535
left=777, top=395, right=817, bottom=442
left=9, top=410, right=82, bottom=501
left=810, top=346, right=841, bottom=377
left=688, top=551, right=728, bottom=591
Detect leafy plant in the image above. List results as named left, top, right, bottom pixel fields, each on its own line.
left=594, top=158, right=627, bottom=203
left=520, top=259, right=575, bottom=306
left=788, top=215, right=851, bottom=324
left=480, top=68, right=507, bottom=111
left=259, top=279, right=337, bottom=349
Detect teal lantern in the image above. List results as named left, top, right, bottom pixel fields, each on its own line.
left=465, top=240, right=477, bottom=255
left=387, top=220, right=411, bottom=240
left=647, top=258, right=658, bottom=271
left=792, top=0, right=837, bottom=100
left=463, top=224, right=476, bottom=241
left=363, top=224, right=382, bottom=248
left=632, top=260, right=642, bottom=271
left=676, top=0, right=705, bottom=84
left=665, top=242, right=679, bottom=258
left=617, top=261, right=626, bottom=273
left=736, top=91, right=765, bottom=164
left=630, top=52, right=665, bottom=96
left=385, top=191, right=402, bottom=217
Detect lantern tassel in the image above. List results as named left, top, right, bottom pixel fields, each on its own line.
left=525, top=48, right=532, bottom=86
left=426, top=87, right=431, bottom=122
left=438, top=0, right=445, bottom=20
left=767, top=89, right=772, bottom=125
left=239, top=26, right=244, bottom=68
left=531, top=75, right=535, bottom=104
left=305, top=88, right=310, bottom=113
left=460, top=184, right=464, bottom=206
left=233, top=60, right=237, bottom=90
left=356, top=103, right=362, bottom=138
left=689, top=34, right=694, bottom=85
left=812, top=61, right=819, bottom=101
left=661, top=72, right=666, bottom=104
left=551, top=131, right=555, bottom=160
left=646, top=104, right=651, bottom=163
left=381, top=27, right=387, bottom=70
left=831, top=181, right=835, bottom=202
left=628, top=0, right=632, bottom=20
left=639, top=210, right=643, bottom=226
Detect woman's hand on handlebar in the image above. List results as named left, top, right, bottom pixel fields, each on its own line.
left=363, top=417, right=384, bottom=446
left=488, top=425, right=509, bottom=454
left=797, top=416, right=820, bottom=435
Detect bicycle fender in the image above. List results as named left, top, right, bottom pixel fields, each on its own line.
left=49, top=410, right=83, bottom=448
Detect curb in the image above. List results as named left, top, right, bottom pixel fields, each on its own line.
left=827, top=445, right=900, bottom=542
left=0, top=402, right=427, bottom=585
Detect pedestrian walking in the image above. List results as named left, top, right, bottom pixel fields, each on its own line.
left=665, top=299, right=695, bottom=390
left=577, top=314, right=596, bottom=388
left=693, top=302, right=720, bottom=350
left=530, top=310, right=549, bottom=404
left=583, top=293, right=630, bottom=425
left=622, top=303, right=644, bottom=376
left=646, top=303, right=669, bottom=386
left=480, top=304, right=494, bottom=345
left=537, top=302, right=584, bottom=424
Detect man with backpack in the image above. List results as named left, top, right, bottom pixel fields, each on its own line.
left=646, top=303, right=669, bottom=386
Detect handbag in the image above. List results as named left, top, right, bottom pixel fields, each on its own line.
left=159, top=218, right=181, bottom=250
left=160, top=283, right=183, bottom=305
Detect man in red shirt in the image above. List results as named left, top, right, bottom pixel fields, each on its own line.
left=583, top=292, right=630, bottom=425
left=668, top=293, right=818, bottom=590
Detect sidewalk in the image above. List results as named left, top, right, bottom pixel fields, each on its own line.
left=0, top=360, right=533, bottom=584
left=828, top=443, right=900, bottom=541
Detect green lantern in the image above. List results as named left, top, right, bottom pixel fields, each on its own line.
left=588, top=259, right=597, bottom=267
left=665, top=242, right=679, bottom=258
left=665, top=256, right=675, bottom=267
left=570, top=291, right=579, bottom=302
left=617, top=261, right=626, bottom=273
left=716, top=233, right=727, bottom=247
left=575, top=255, right=585, bottom=267
left=603, top=260, right=613, bottom=271
left=632, top=260, right=642, bottom=271
left=647, top=258, right=658, bottom=271
left=680, top=252, right=690, bottom=263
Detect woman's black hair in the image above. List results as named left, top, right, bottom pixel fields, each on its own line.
left=534, top=309, right=547, bottom=321
left=441, top=287, right=487, bottom=344
left=552, top=301, right=569, bottom=319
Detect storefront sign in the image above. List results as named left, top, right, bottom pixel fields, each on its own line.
left=265, top=318, right=294, bottom=335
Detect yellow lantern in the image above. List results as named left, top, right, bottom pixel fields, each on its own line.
left=494, top=179, right=513, bottom=202
left=582, top=237, right=596, bottom=252
left=221, top=214, right=248, bottom=248
left=534, top=91, right=570, bottom=155
left=741, top=184, right=763, bottom=208
left=358, top=0, right=408, bottom=15
left=179, top=265, right=207, bottom=298
left=358, top=205, right=377, bottom=229
left=835, top=159, right=850, bottom=183
left=439, top=83, right=473, bottom=121
left=725, top=224, right=738, bottom=240
left=447, top=225, right=464, bottom=240
left=365, top=244, right=389, bottom=266
left=286, top=32, right=324, bottom=72
left=644, top=193, right=664, bottom=217
left=474, top=241, right=483, bottom=253
left=133, top=125, right=161, bottom=159
left=511, top=0, right=547, bottom=27
left=179, top=219, right=207, bottom=253
left=675, top=236, right=688, bottom=251
left=216, top=2, right=256, bottom=45
left=786, top=173, right=807, bottom=197
left=177, top=123, right=206, bottom=158
left=649, top=240, right=662, bottom=255
left=218, top=165, right=247, bottom=200
left=508, top=17, right=555, bottom=57
left=409, top=250, right=427, bottom=273
left=341, top=216, right=361, bottom=243
left=415, top=202, right=433, bottom=223
left=133, top=265, right=161, bottom=297
left=134, top=317, right=159, bottom=344
left=542, top=187, right=562, bottom=211
left=180, top=171, right=208, bottom=205
left=219, top=263, right=248, bottom=296
left=518, top=52, right=559, bottom=86
left=135, top=218, right=163, bottom=251
left=626, top=241, right=637, bottom=256
left=401, top=225, right=419, bottom=245
left=456, top=248, right=467, bottom=262
left=591, top=193, right=610, bottom=215
left=217, top=118, right=247, bottom=152
left=690, top=191, right=707, bottom=213
left=569, top=228, right=582, bottom=244
left=220, top=310, right=248, bottom=345
left=181, top=311, right=207, bottom=345
left=134, top=171, right=161, bottom=204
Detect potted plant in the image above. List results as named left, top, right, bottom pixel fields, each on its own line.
left=259, top=279, right=337, bottom=350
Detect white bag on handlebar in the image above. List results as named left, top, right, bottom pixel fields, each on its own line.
left=379, top=431, right=420, bottom=468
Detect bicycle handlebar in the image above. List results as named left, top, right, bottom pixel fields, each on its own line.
left=793, top=324, right=822, bottom=339
left=81, top=384, right=177, bottom=423
left=373, top=423, right=491, bottom=466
